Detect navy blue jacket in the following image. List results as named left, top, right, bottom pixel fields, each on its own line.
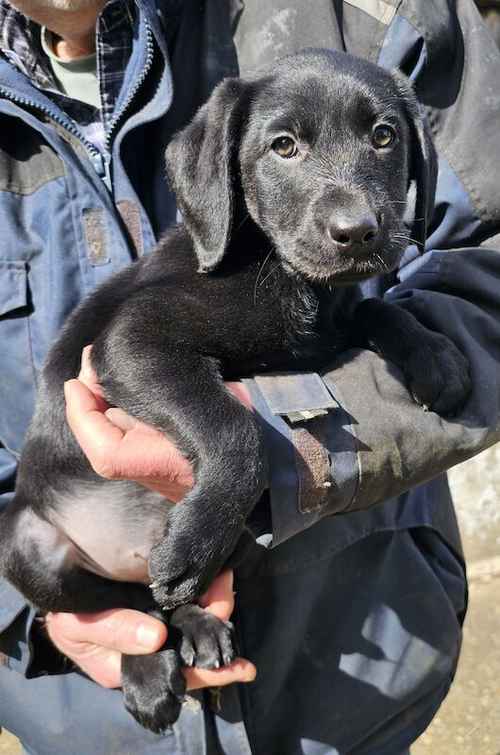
left=0, top=1, right=499, bottom=753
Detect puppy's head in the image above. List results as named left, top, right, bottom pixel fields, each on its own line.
left=165, top=49, right=437, bottom=283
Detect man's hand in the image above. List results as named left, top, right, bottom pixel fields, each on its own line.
left=64, top=345, right=195, bottom=501
left=46, top=570, right=256, bottom=690
left=64, top=345, right=252, bottom=501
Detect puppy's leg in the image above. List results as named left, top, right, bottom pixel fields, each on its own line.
left=351, top=298, right=471, bottom=414
left=121, top=602, right=236, bottom=733
left=122, top=642, right=186, bottom=734
left=169, top=604, right=235, bottom=669
left=91, top=340, right=267, bottom=610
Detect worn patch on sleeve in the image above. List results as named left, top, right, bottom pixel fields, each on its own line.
left=255, top=373, right=338, bottom=417
left=344, top=0, right=397, bottom=25
left=0, top=119, right=65, bottom=195
left=291, top=426, right=332, bottom=513
left=117, top=199, right=144, bottom=256
left=82, top=208, right=110, bottom=266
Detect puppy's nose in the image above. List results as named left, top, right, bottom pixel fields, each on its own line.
left=328, top=211, right=379, bottom=252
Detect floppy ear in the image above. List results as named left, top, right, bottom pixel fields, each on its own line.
left=165, top=78, right=246, bottom=272
left=391, top=71, right=438, bottom=251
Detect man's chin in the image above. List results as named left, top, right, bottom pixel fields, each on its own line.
left=15, top=0, right=103, bottom=10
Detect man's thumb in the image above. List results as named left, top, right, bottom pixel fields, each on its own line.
left=47, top=609, right=167, bottom=655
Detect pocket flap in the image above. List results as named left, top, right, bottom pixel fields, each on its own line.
left=0, top=261, right=28, bottom=316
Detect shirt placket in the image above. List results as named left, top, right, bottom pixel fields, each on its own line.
left=96, top=0, right=135, bottom=137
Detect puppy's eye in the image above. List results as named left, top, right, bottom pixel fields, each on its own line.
left=372, top=125, right=396, bottom=149
left=271, top=136, right=298, bottom=159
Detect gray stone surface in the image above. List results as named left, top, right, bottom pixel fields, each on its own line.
left=449, top=445, right=500, bottom=565
left=412, top=445, right=500, bottom=754
left=0, top=730, right=19, bottom=755
left=413, top=578, right=500, bottom=755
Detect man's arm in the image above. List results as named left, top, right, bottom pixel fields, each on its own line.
left=241, top=0, right=500, bottom=544
left=244, top=238, right=500, bottom=545
left=0, top=445, right=41, bottom=673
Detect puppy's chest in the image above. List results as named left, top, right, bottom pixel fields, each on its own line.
left=214, top=277, right=344, bottom=377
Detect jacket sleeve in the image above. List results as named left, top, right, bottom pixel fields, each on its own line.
left=246, top=0, right=500, bottom=546
left=0, top=444, right=38, bottom=675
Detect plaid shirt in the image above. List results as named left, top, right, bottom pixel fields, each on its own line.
left=0, top=0, right=135, bottom=151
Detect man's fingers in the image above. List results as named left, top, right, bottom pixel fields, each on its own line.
left=226, top=381, right=253, bottom=410
left=64, top=379, right=126, bottom=477
left=104, top=407, right=138, bottom=432
left=104, top=408, right=168, bottom=438
left=80, top=648, right=124, bottom=689
left=46, top=609, right=167, bottom=656
left=198, top=570, right=234, bottom=620
left=46, top=609, right=256, bottom=692
left=78, top=344, right=107, bottom=405
left=184, top=658, right=257, bottom=690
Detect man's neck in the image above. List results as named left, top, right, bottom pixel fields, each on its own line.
left=7, top=1, right=107, bottom=59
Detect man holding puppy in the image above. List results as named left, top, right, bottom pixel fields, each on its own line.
left=1, top=1, right=499, bottom=753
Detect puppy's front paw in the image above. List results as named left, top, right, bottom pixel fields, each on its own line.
left=405, top=333, right=471, bottom=415
left=149, top=509, right=239, bottom=610
left=171, top=604, right=235, bottom=669
left=122, top=649, right=186, bottom=733
left=149, top=537, right=208, bottom=611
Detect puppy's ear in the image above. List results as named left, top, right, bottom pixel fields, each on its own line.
left=391, top=70, right=438, bottom=251
left=165, top=78, right=246, bottom=272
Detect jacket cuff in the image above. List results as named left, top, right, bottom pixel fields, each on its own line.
left=320, top=346, right=496, bottom=512
left=0, top=578, right=36, bottom=676
left=0, top=579, right=69, bottom=678
left=0, top=487, right=36, bottom=676
left=244, top=375, right=359, bottom=546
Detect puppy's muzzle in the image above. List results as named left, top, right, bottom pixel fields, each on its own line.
left=327, top=208, right=380, bottom=256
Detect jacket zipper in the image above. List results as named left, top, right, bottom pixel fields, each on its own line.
left=104, top=19, right=155, bottom=151
left=0, top=86, right=112, bottom=189
left=0, top=19, right=155, bottom=191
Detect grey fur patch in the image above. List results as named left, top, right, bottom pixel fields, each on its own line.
left=83, top=208, right=110, bottom=266
left=117, top=200, right=144, bottom=256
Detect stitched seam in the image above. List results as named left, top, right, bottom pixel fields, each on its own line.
left=344, top=0, right=397, bottom=26
left=26, top=307, right=38, bottom=393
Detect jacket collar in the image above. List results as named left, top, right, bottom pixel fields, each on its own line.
left=0, top=1, right=53, bottom=88
left=0, top=0, right=138, bottom=90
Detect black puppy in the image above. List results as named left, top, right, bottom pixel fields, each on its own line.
left=0, top=50, right=470, bottom=732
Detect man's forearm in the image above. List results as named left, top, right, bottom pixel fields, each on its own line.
left=245, top=244, right=500, bottom=546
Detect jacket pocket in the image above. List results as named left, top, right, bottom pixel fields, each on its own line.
left=0, top=261, right=37, bottom=457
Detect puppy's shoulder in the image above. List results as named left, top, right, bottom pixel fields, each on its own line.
left=140, top=225, right=198, bottom=281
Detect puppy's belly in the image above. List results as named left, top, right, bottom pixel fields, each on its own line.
left=50, top=480, right=173, bottom=584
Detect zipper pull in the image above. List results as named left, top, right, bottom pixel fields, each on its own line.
left=91, top=151, right=105, bottom=177
left=91, top=152, right=113, bottom=192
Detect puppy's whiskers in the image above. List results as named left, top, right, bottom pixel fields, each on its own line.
left=392, top=232, right=423, bottom=247
left=374, top=252, right=391, bottom=273
left=253, top=249, right=274, bottom=304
